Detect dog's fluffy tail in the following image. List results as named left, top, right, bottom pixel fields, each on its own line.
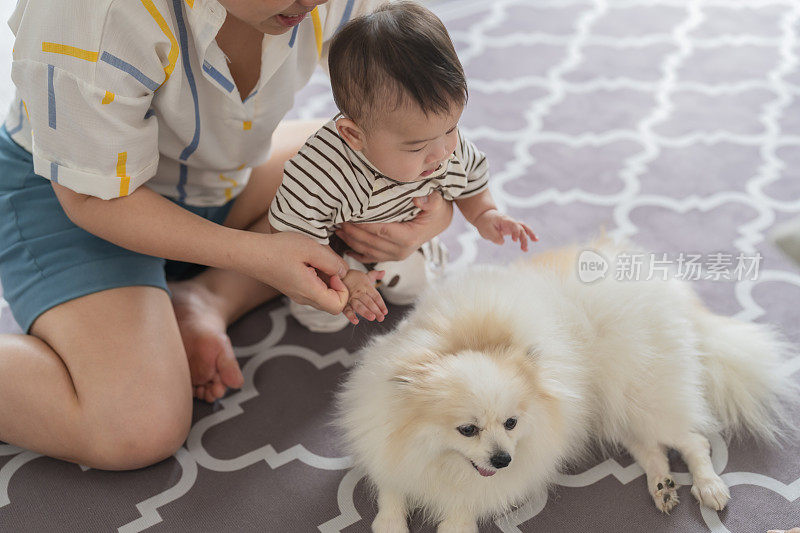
left=694, top=306, right=799, bottom=443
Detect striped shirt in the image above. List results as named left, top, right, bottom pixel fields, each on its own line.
left=4, top=0, right=380, bottom=206
left=268, top=118, right=489, bottom=244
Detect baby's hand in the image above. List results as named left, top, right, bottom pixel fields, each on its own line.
left=342, top=269, right=388, bottom=325
left=474, top=209, right=538, bottom=251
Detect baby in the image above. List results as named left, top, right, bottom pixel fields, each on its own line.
left=268, top=0, right=537, bottom=332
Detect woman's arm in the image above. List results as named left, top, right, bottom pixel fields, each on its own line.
left=53, top=182, right=349, bottom=314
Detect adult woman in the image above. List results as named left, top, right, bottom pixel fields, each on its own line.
left=0, top=0, right=452, bottom=470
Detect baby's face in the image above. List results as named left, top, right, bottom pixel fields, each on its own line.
left=217, top=0, right=328, bottom=35
left=355, top=103, right=463, bottom=183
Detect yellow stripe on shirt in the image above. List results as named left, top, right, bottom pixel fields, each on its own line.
left=42, top=42, right=99, bottom=62
left=140, top=0, right=179, bottom=88
left=219, top=173, right=238, bottom=201
left=311, top=7, right=323, bottom=58
left=117, top=152, right=130, bottom=196
left=219, top=164, right=246, bottom=200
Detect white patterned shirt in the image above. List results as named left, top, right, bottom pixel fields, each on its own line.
left=268, top=117, right=489, bottom=244
left=4, top=0, right=380, bottom=206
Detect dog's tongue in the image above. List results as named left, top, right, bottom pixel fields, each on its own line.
left=476, top=465, right=496, bottom=477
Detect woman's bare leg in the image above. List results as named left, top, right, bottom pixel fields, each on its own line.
left=169, top=119, right=328, bottom=402
left=0, top=119, right=329, bottom=461
left=0, top=286, right=192, bottom=469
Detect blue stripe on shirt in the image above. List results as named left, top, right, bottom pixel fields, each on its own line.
left=47, top=65, right=56, bottom=129
left=178, top=163, right=188, bottom=203
left=337, top=0, right=355, bottom=32
left=243, top=88, right=258, bottom=103
left=172, top=0, right=200, bottom=165
left=100, top=51, right=160, bottom=92
left=288, top=25, right=299, bottom=48
left=202, top=60, right=235, bottom=93
left=50, top=161, right=58, bottom=183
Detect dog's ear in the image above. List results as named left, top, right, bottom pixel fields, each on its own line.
left=389, top=354, right=439, bottom=385
left=390, top=363, right=427, bottom=386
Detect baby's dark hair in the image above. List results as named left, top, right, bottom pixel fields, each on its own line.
left=328, top=1, right=467, bottom=129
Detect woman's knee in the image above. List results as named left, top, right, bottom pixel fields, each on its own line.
left=32, top=287, right=194, bottom=468
left=86, top=399, right=192, bottom=470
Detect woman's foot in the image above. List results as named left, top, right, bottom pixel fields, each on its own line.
left=170, top=280, right=244, bottom=403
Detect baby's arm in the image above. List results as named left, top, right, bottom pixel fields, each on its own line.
left=341, top=270, right=388, bottom=325
left=455, top=190, right=538, bottom=251
left=451, top=130, right=537, bottom=251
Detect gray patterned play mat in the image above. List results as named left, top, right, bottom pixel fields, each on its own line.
left=1, top=0, right=799, bottom=531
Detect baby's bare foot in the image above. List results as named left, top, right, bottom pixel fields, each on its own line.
left=170, top=280, right=244, bottom=402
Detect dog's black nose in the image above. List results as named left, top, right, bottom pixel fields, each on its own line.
left=490, top=451, right=511, bottom=469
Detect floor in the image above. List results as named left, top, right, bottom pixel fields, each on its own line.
left=0, top=0, right=799, bottom=531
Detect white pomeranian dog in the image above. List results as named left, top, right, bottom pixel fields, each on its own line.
left=335, top=240, right=798, bottom=532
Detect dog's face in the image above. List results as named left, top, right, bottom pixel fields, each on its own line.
left=392, top=348, right=549, bottom=478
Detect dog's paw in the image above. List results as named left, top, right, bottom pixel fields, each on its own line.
left=651, top=476, right=679, bottom=513
left=691, top=475, right=730, bottom=511
left=372, top=513, right=409, bottom=533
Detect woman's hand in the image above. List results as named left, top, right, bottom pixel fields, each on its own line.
left=242, top=231, right=349, bottom=314
left=334, top=192, right=454, bottom=263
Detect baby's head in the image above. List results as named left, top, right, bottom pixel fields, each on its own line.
left=329, top=1, right=467, bottom=182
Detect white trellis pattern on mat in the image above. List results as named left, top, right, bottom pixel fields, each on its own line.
left=0, top=0, right=799, bottom=531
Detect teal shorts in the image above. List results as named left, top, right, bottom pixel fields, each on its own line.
left=0, top=125, right=234, bottom=333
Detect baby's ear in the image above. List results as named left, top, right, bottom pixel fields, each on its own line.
left=335, top=117, right=366, bottom=151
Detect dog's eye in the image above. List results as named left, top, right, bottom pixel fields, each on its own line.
left=504, top=418, right=517, bottom=430
left=457, top=424, right=478, bottom=437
